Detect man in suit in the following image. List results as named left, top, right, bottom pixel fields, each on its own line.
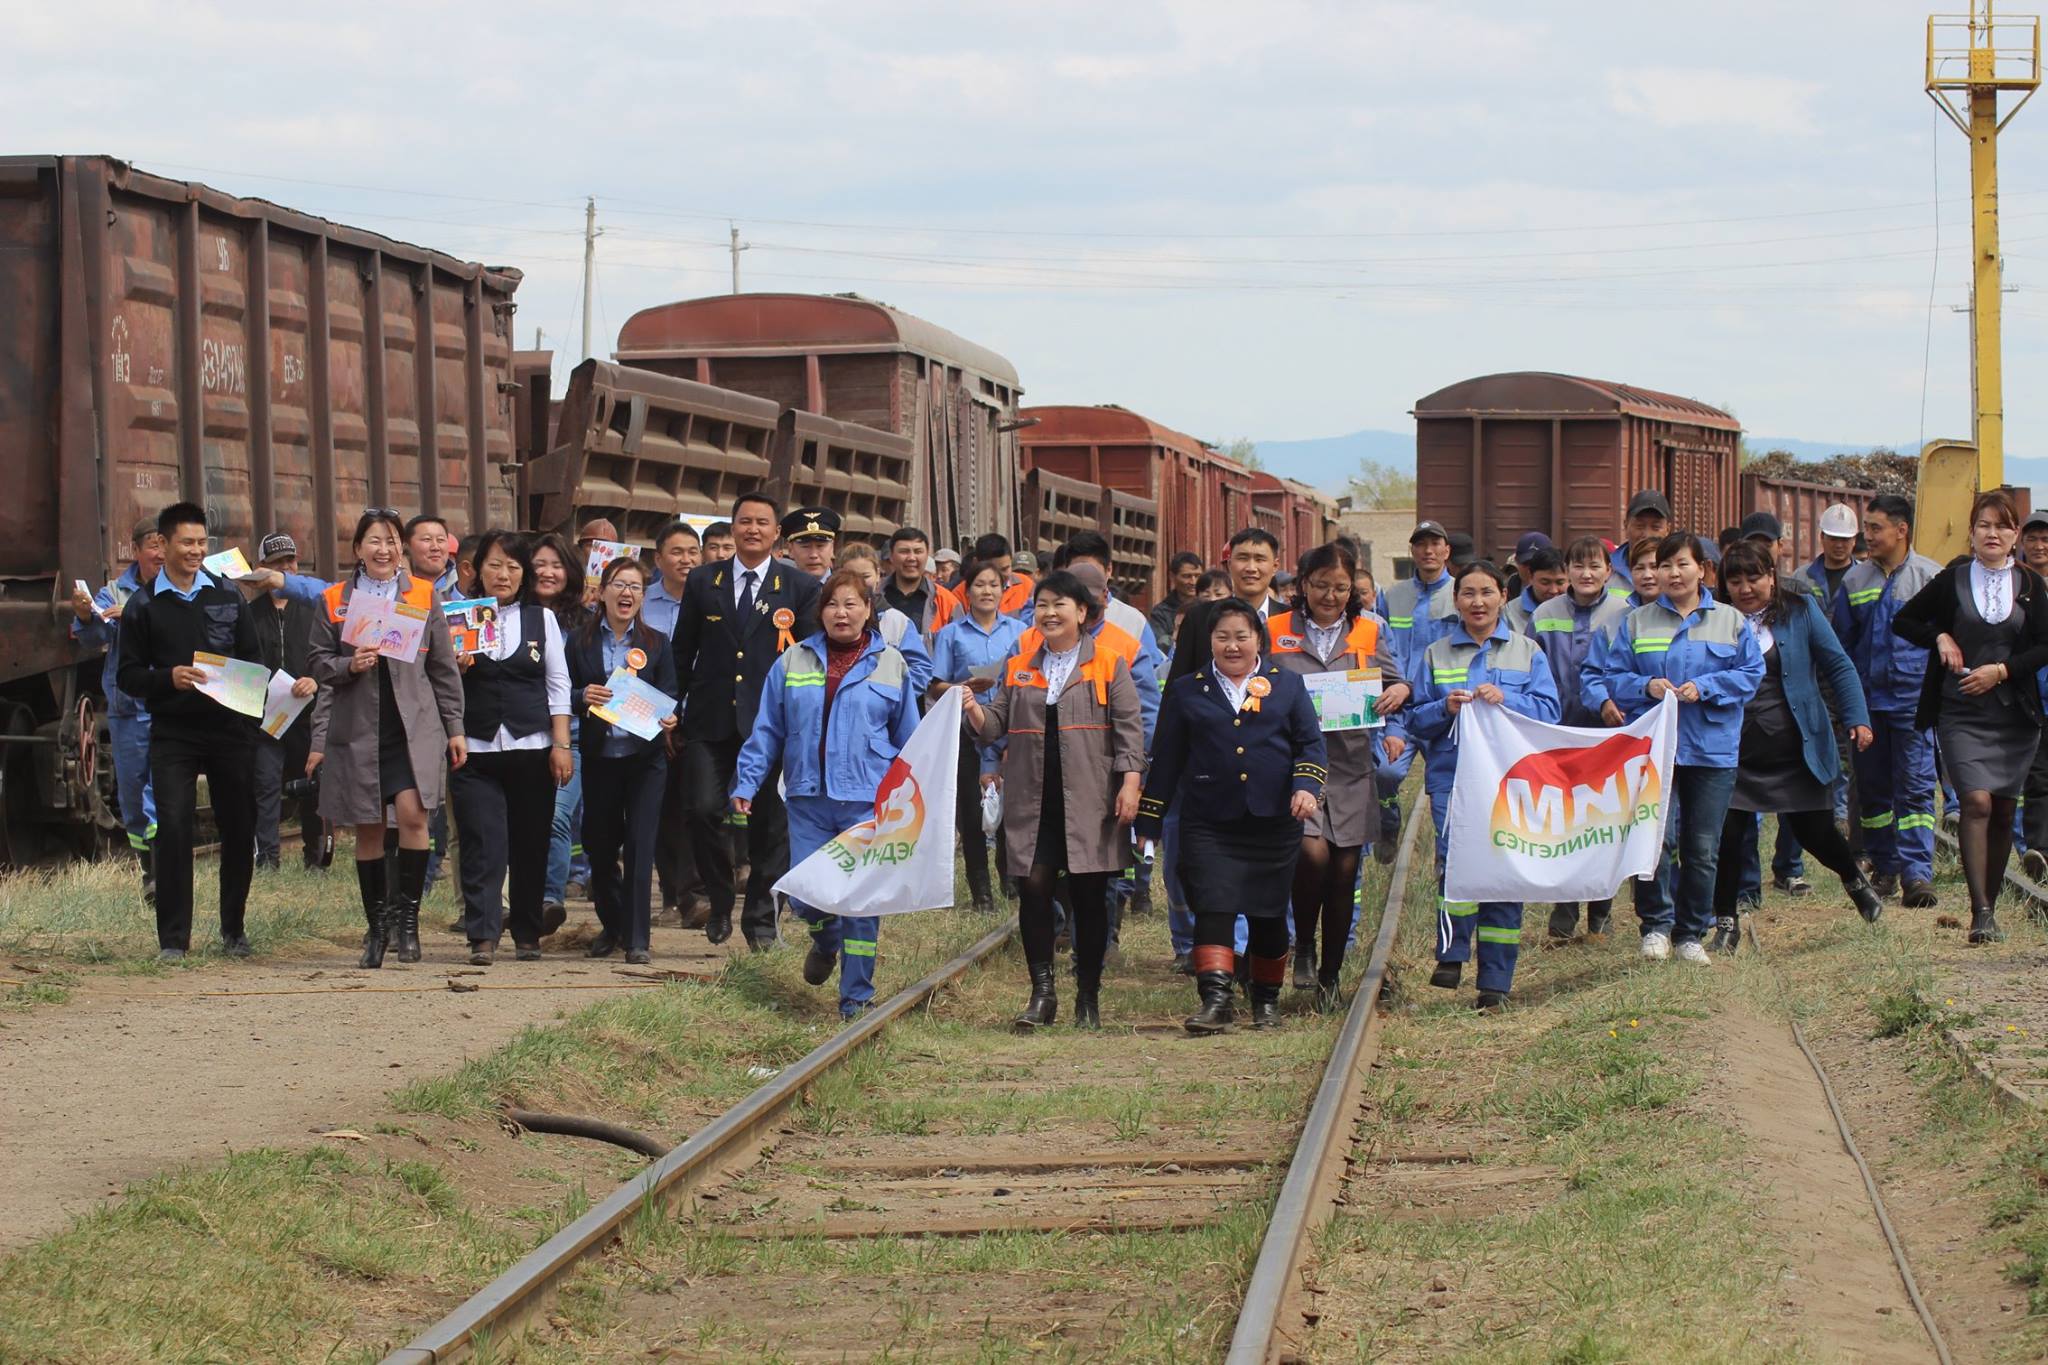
left=671, top=492, right=822, bottom=948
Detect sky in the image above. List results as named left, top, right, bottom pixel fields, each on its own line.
left=12, top=0, right=2048, bottom=454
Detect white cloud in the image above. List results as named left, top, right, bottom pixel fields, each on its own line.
left=1606, top=66, right=1823, bottom=135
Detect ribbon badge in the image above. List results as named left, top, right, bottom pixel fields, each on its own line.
left=772, top=606, right=796, bottom=653
left=625, top=647, right=647, bottom=676
left=1244, top=674, right=1271, bottom=713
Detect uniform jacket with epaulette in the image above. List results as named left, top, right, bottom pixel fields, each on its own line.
left=732, top=630, right=919, bottom=804
left=671, top=556, right=822, bottom=743
left=1135, top=660, right=1327, bottom=840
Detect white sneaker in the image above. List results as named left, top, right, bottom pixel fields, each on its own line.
left=1639, top=931, right=1672, bottom=960
left=1675, top=940, right=1712, bottom=965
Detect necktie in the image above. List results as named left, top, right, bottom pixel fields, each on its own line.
left=737, top=569, right=757, bottom=622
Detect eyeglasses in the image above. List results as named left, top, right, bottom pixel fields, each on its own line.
left=1305, top=579, right=1352, bottom=597
left=365, top=507, right=399, bottom=520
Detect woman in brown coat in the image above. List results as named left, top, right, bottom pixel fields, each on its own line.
left=308, top=510, right=467, bottom=968
left=959, top=570, right=1145, bottom=1030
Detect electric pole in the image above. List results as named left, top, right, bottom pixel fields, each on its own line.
left=730, top=221, right=750, bottom=295
left=581, top=197, right=602, bottom=364
left=1924, top=3, right=2038, bottom=489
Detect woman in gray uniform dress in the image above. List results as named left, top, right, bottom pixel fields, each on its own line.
left=1894, top=489, right=2048, bottom=944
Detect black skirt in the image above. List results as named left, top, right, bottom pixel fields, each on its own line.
left=377, top=662, right=417, bottom=802
left=1178, top=813, right=1302, bottom=919
left=1032, top=700, right=1069, bottom=872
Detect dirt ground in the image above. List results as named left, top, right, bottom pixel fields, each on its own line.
left=0, top=912, right=732, bottom=1250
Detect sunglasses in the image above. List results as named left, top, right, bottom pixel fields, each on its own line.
left=365, top=507, right=399, bottom=520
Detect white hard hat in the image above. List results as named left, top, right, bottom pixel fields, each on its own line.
left=1819, top=503, right=1860, bottom=539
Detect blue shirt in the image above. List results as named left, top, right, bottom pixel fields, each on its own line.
left=931, top=611, right=1029, bottom=774
left=73, top=563, right=150, bottom=718
left=152, top=567, right=218, bottom=602
left=598, top=626, right=643, bottom=757
left=277, top=571, right=335, bottom=605
left=641, top=575, right=686, bottom=639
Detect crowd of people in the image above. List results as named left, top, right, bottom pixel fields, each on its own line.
left=72, top=479, right=2048, bottom=1030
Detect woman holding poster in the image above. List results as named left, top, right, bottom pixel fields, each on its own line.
left=1587, top=533, right=1764, bottom=966
left=1137, top=599, right=1326, bottom=1033
left=960, top=572, right=1145, bottom=1031
left=570, top=558, right=678, bottom=965
left=450, top=532, right=574, bottom=966
left=734, top=569, right=920, bottom=1019
left=1268, top=543, right=1408, bottom=1009
left=1710, top=542, right=1881, bottom=951
left=308, top=510, right=467, bottom=969
left=1404, top=561, right=1560, bottom=1011
left=530, top=533, right=590, bottom=924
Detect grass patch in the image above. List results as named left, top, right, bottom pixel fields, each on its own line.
left=3, top=968, right=78, bottom=1011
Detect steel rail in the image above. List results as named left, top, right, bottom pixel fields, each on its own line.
left=381, top=916, right=1017, bottom=1365
left=1225, top=804, right=1423, bottom=1365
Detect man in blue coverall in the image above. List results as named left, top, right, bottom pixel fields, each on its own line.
left=1832, top=493, right=1943, bottom=908
left=69, top=517, right=165, bottom=903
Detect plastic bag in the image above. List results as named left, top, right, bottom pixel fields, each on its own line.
left=981, top=780, right=1003, bottom=836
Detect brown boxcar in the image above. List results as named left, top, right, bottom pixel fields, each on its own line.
left=1015, top=466, right=1161, bottom=605
left=0, top=155, right=521, bottom=857
left=1413, top=373, right=1741, bottom=563
left=1740, top=474, right=1875, bottom=573
left=1251, top=473, right=1339, bottom=568
left=612, top=293, right=1022, bottom=553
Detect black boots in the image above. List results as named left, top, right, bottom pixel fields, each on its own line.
left=1969, top=905, right=2006, bottom=944
left=1292, top=943, right=1316, bottom=990
left=393, top=847, right=428, bottom=963
left=1429, top=960, right=1462, bottom=990
left=136, top=845, right=156, bottom=909
left=1073, top=969, right=1101, bottom=1030
left=1846, top=877, right=1884, bottom=923
left=355, top=858, right=388, bottom=969
left=1015, top=962, right=1058, bottom=1029
left=1184, top=971, right=1236, bottom=1034
left=1546, top=903, right=1579, bottom=942
left=1248, top=954, right=1287, bottom=1029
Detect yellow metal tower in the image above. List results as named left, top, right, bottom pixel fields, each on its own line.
left=1920, top=4, right=2039, bottom=557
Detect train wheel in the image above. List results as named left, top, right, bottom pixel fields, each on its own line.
left=0, top=703, right=46, bottom=867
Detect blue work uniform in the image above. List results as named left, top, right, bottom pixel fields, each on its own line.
left=930, top=612, right=1029, bottom=776
left=1504, top=587, right=1543, bottom=638
left=1586, top=591, right=1764, bottom=943
left=72, top=564, right=156, bottom=849
left=1530, top=591, right=1629, bottom=729
left=1375, top=572, right=1459, bottom=841
left=733, top=631, right=919, bottom=1017
left=1402, top=622, right=1560, bottom=994
left=1832, top=553, right=1942, bottom=883
left=641, top=575, right=687, bottom=640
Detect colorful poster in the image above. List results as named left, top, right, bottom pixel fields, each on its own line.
left=201, top=547, right=255, bottom=580
left=588, top=669, right=678, bottom=742
left=774, top=688, right=961, bottom=917
left=192, top=652, right=269, bottom=718
left=259, top=671, right=314, bottom=738
left=1443, top=694, right=1679, bottom=903
left=340, top=594, right=430, bottom=663
left=1302, top=668, right=1383, bottom=731
left=583, top=539, right=639, bottom=581
left=443, top=597, right=501, bottom=657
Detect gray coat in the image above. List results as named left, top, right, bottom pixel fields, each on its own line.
left=307, top=571, right=466, bottom=823
left=1268, top=608, right=1404, bottom=849
left=974, top=634, right=1146, bottom=877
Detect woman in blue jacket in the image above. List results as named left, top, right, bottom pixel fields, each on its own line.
left=568, top=557, right=678, bottom=965
left=1403, top=560, right=1561, bottom=1011
left=734, top=568, right=920, bottom=1018
left=1710, top=542, right=1880, bottom=950
left=1587, top=532, right=1764, bottom=964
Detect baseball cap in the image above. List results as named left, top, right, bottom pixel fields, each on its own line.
left=1698, top=538, right=1722, bottom=565
left=1819, top=503, right=1860, bottom=539
left=1513, top=530, right=1553, bottom=561
left=2025, top=510, right=2048, bottom=533
left=1013, top=551, right=1039, bottom=573
left=1738, top=511, right=1785, bottom=544
left=1626, top=490, right=1673, bottom=521
left=1446, top=532, right=1477, bottom=565
left=1409, top=520, right=1449, bottom=544
left=934, top=548, right=962, bottom=564
left=258, top=532, right=298, bottom=563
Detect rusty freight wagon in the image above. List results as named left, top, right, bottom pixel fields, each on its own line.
left=0, top=155, right=522, bottom=860
left=1250, top=473, right=1339, bottom=568
left=612, top=293, right=1023, bottom=554
left=1413, top=373, right=1741, bottom=563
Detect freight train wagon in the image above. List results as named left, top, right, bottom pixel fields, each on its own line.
left=0, top=155, right=522, bottom=861
left=611, top=293, right=1024, bottom=556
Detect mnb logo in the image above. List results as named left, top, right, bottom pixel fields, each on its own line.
left=1490, top=732, right=1661, bottom=858
left=824, top=757, right=926, bottom=872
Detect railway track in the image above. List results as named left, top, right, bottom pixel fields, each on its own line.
left=379, top=812, right=1426, bottom=1363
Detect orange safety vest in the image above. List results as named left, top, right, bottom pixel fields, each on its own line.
left=1013, top=618, right=1140, bottom=678
left=952, top=571, right=1035, bottom=618
left=322, top=574, right=436, bottom=625
left=1001, top=645, right=1115, bottom=708
left=1267, top=610, right=1382, bottom=672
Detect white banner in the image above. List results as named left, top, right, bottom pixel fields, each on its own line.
left=1443, top=694, right=1679, bottom=903
left=773, top=687, right=962, bottom=917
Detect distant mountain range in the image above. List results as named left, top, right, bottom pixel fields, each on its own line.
left=1253, top=428, right=2048, bottom=500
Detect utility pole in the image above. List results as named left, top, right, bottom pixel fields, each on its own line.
left=729, top=221, right=750, bottom=295
left=581, top=197, right=602, bottom=364
left=1925, top=2, right=2038, bottom=490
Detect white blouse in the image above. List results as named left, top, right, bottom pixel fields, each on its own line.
left=1304, top=615, right=1347, bottom=662
left=1041, top=643, right=1081, bottom=706
left=1215, top=659, right=1262, bottom=711
left=1970, top=559, right=2017, bottom=625
left=466, top=605, right=572, bottom=753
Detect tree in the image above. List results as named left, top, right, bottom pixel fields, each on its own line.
left=1345, top=457, right=1417, bottom=510
left=1211, top=437, right=1263, bottom=471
